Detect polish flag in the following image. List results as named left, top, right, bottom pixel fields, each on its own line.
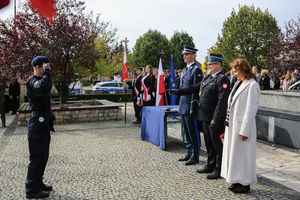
left=29, top=0, right=56, bottom=23
left=122, top=43, right=129, bottom=81
left=0, top=0, right=10, bottom=9
left=156, top=58, right=165, bottom=106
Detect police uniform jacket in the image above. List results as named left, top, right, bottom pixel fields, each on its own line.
left=27, top=69, right=55, bottom=132
left=178, top=63, right=203, bottom=115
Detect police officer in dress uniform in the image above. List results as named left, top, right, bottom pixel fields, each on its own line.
left=25, top=56, right=55, bottom=199
left=178, top=45, right=203, bottom=165
left=172, top=53, right=230, bottom=179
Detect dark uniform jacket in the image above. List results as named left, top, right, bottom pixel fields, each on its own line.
left=132, top=75, right=143, bottom=101
left=27, top=69, right=55, bottom=132
left=178, top=71, right=230, bottom=124
left=178, top=63, right=203, bottom=115
left=140, top=74, right=156, bottom=103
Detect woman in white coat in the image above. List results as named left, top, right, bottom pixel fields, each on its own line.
left=221, top=58, right=260, bottom=193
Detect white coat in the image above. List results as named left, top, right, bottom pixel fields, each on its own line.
left=221, top=78, right=260, bottom=185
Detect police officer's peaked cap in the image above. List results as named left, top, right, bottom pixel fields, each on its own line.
left=207, top=53, right=223, bottom=64
left=182, top=45, right=198, bottom=54
left=31, top=55, right=50, bottom=67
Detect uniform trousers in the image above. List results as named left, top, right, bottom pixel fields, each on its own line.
left=202, top=121, right=224, bottom=173
left=133, top=99, right=142, bottom=123
left=26, top=131, right=51, bottom=194
left=181, top=115, right=200, bottom=159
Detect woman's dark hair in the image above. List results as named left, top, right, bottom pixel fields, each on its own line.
left=230, top=58, right=255, bottom=80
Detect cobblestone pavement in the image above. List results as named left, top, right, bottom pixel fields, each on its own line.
left=0, top=108, right=300, bottom=199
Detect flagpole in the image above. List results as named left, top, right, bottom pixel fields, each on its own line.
left=14, top=0, right=16, bottom=17
left=123, top=37, right=129, bottom=124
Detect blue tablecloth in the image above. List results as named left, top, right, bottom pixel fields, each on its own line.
left=140, top=106, right=179, bottom=150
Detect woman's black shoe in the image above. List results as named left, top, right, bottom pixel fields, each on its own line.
left=231, top=184, right=250, bottom=193
left=228, top=183, right=238, bottom=190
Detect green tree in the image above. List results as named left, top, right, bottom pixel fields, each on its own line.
left=170, top=31, right=195, bottom=69
left=132, top=29, right=170, bottom=68
left=208, top=5, right=281, bottom=72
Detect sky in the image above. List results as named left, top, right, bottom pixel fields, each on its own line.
left=1, top=0, right=299, bottom=64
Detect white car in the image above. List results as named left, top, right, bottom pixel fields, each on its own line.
left=288, top=80, right=300, bottom=90
left=92, top=81, right=124, bottom=93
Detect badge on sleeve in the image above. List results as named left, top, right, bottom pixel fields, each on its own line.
left=223, top=83, right=228, bottom=89
left=39, top=117, right=45, bottom=122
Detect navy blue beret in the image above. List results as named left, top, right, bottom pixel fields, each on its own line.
left=31, top=56, right=50, bottom=67
left=182, top=45, right=198, bottom=54
left=207, top=53, right=223, bottom=64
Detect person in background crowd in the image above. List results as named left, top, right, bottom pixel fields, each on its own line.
left=282, top=73, right=293, bottom=91
left=273, top=75, right=281, bottom=90
left=294, top=69, right=300, bottom=81
left=0, top=76, right=6, bottom=127
left=177, top=45, right=203, bottom=166
left=228, top=69, right=237, bottom=89
left=164, top=69, right=170, bottom=105
left=252, top=66, right=261, bottom=83
left=9, top=78, right=21, bottom=114
left=153, top=68, right=158, bottom=79
left=132, top=67, right=143, bottom=124
left=259, top=69, right=271, bottom=90
left=221, top=58, right=260, bottom=194
left=113, top=72, right=122, bottom=82
left=140, top=65, right=156, bottom=106
left=291, top=72, right=298, bottom=85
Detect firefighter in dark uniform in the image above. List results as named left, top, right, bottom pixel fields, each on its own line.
left=178, top=45, right=203, bottom=165
left=25, top=56, right=55, bottom=199
left=171, top=53, right=230, bottom=179
left=196, top=54, right=230, bottom=179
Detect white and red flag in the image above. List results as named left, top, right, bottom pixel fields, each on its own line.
left=29, top=0, right=56, bottom=23
left=156, top=58, right=165, bottom=106
left=122, top=43, right=129, bottom=81
left=0, top=0, right=10, bottom=9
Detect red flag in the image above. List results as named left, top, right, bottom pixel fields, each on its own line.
left=29, top=0, right=56, bottom=23
left=0, top=0, right=10, bottom=9
left=122, top=42, right=129, bottom=81
left=156, top=58, right=165, bottom=106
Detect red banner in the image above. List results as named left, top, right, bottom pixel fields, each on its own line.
left=29, top=0, right=56, bottom=23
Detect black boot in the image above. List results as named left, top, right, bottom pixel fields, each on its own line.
left=178, top=154, right=191, bottom=162
left=26, top=191, right=50, bottom=199
left=41, top=183, right=53, bottom=191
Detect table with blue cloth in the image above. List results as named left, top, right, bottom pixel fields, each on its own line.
left=140, top=106, right=183, bottom=150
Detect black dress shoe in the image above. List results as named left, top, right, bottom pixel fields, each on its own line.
left=196, top=166, right=214, bottom=173
left=178, top=154, right=191, bottom=162
left=185, top=158, right=199, bottom=166
left=207, top=171, right=221, bottom=179
left=26, top=191, right=50, bottom=199
left=41, top=183, right=53, bottom=191
left=228, top=183, right=238, bottom=190
left=231, top=184, right=250, bottom=193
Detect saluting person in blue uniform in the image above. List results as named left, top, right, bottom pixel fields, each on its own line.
left=178, top=45, right=203, bottom=165
left=25, top=56, right=55, bottom=199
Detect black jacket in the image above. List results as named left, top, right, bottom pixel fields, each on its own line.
left=178, top=71, right=230, bottom=124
